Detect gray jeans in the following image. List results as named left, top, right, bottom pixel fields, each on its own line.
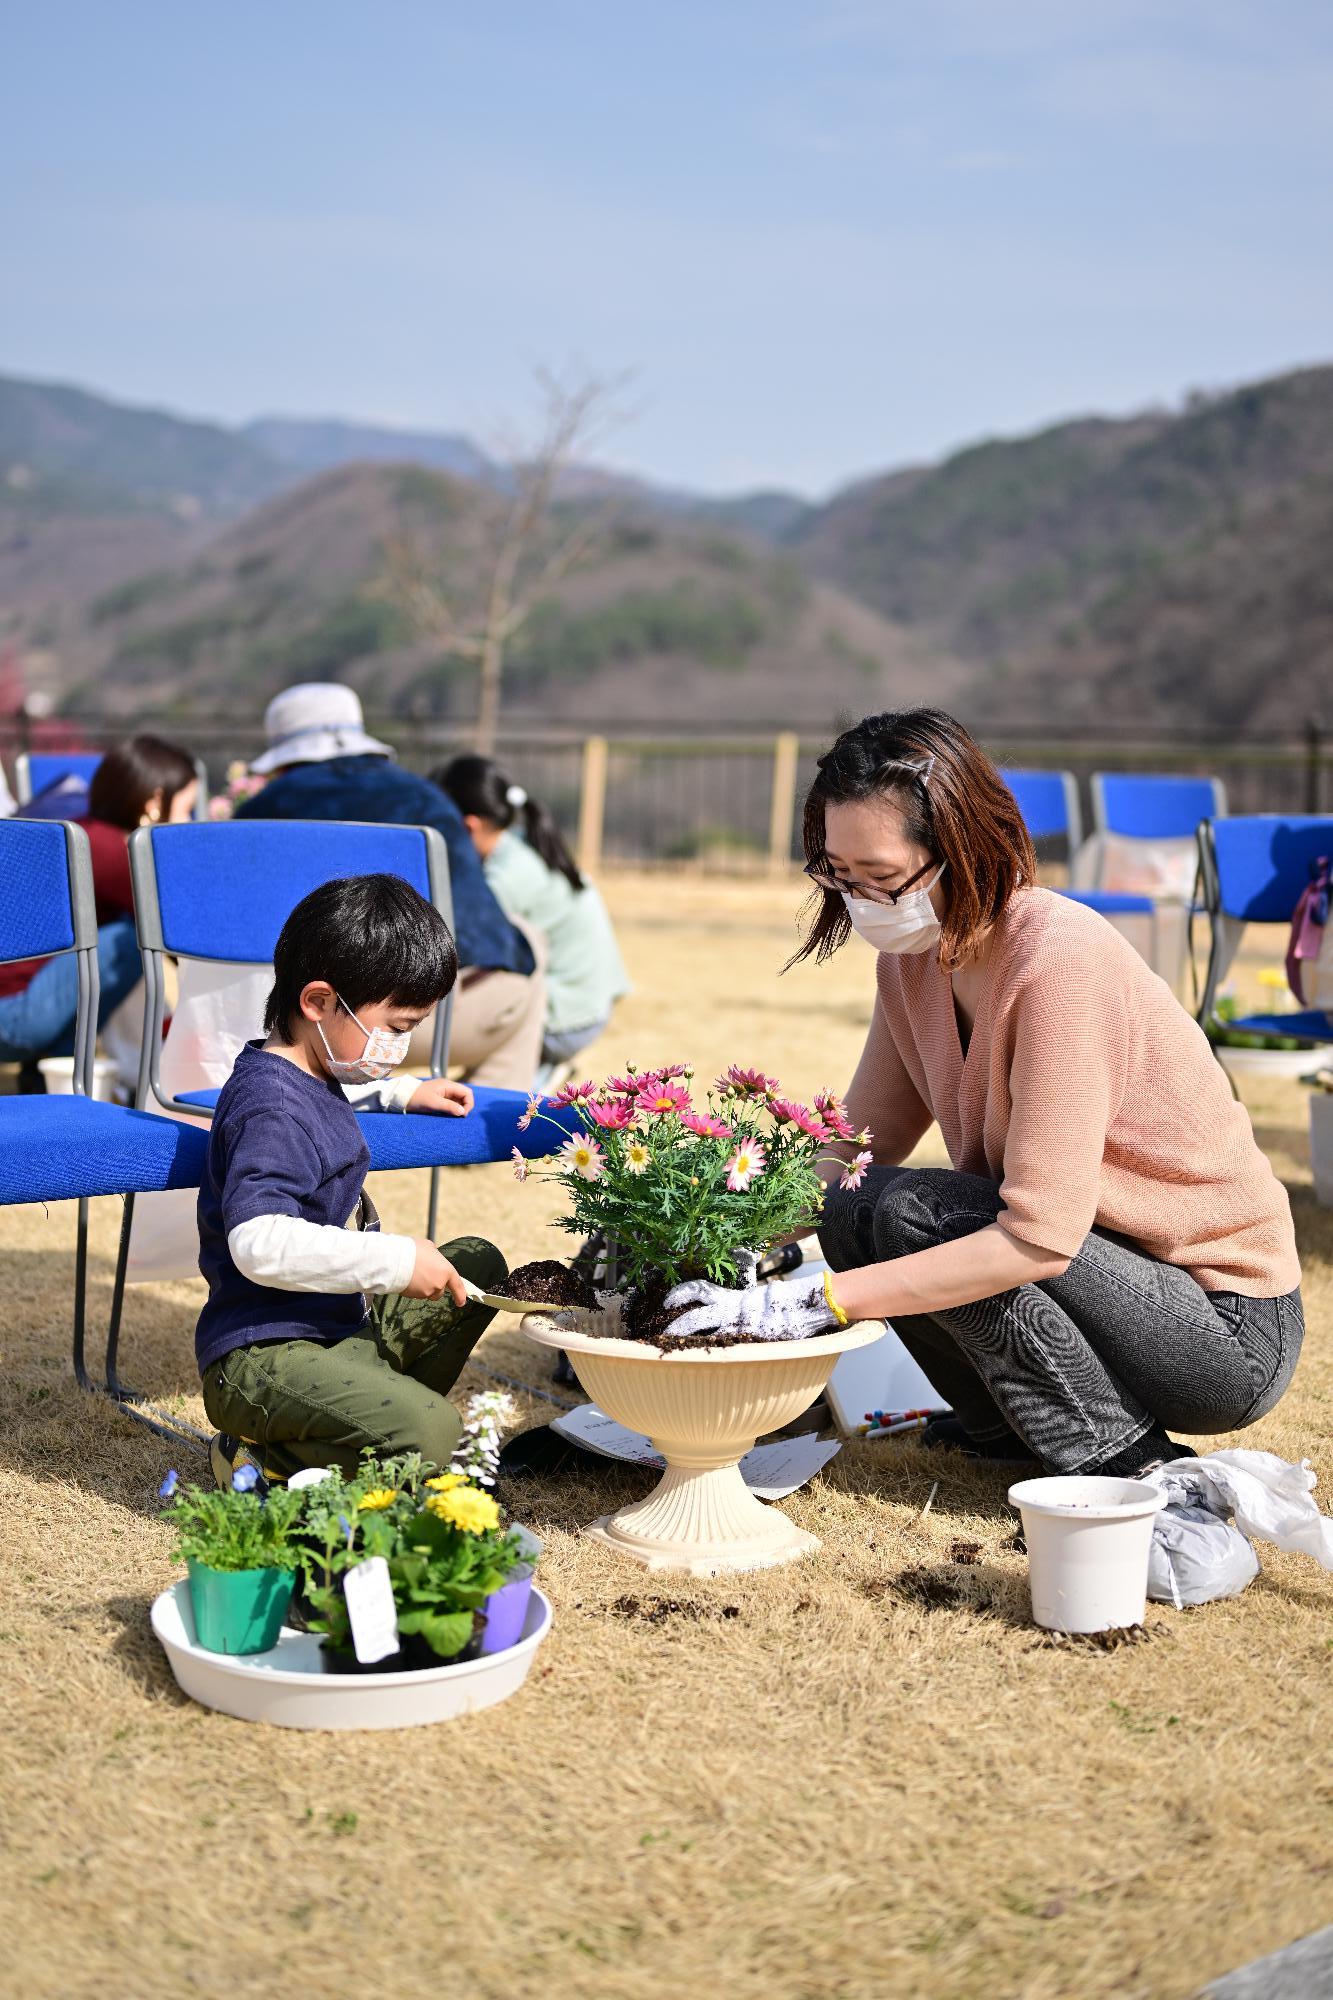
left=819, top=1166, right=1304, bottom=1473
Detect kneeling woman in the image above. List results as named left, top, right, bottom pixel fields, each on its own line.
left=681, top=709, right=1303, bottom=1476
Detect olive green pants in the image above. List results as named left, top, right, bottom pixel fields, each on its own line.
left=201, top=1236, right=507, bottom=1479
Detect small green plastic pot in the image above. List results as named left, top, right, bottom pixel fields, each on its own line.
left=186, top=1560, right=295, bottom=1655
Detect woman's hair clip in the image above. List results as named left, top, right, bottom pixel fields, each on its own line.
left=879, top=754, right=936, bottom=784
left=506, top=783, right=528, bottom=808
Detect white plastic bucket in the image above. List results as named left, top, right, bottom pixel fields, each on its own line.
left=1008, top=1475, right=1166, bottom=1633
left=37, top=1056, right=119, bottom=1101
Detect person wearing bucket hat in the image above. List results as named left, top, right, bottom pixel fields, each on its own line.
left=236, top=685, right=546, bottom=1090
left=668, top=708, right=1304, bottom=1495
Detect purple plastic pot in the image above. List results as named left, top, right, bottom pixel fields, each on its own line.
left=479, top=1525, right=542, bottom=1656
left=479, top=1568, right=534, bottom=1654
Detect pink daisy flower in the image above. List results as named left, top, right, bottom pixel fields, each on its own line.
left=682, top=1110, right=734, bottom=1140
left=559, top=1133, right=606, bottom=1181
left=587, top=1098, right=633, bottom=1130
left=717, top=1063, right=776, bottom=1100
left=603, top=1074, right=638, bottom=1098
left=786, top=1101, right=834, bottom=1141
left=838, top=1148, right=874, bottom=1191
left=517, top=1091, right=543, bottom=1131
left=813, top=1090, right=856, bottom=1141
left=725, top=1139, right=767, bottom=1192
left=636, top=1081, right=692, bottom=1118
left=511, top=1147, right=530, bottom=1182
left=551, top=1078, right=596, bottom=1107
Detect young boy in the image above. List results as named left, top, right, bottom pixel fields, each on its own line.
left=196, top=871, right=510, bottom=1483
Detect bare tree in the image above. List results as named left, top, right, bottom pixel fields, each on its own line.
left=382, top=367, right=626, bottom=754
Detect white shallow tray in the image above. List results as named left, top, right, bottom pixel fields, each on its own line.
left=150, top=1578, right=552, bottom=1731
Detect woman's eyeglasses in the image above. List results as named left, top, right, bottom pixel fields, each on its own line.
left=803, top=856, right=938, bottom=906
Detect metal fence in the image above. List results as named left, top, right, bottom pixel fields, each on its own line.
left=1, top=713, right=1327, bottom=875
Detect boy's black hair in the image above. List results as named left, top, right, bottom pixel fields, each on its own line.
left=263, top=873, right=458, bottom=1039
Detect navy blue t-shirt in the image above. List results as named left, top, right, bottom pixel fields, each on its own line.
left=195, top=1042, right=372, bottom=1373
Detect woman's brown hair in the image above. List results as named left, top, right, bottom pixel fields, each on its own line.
left=789, top=707, right=1037, bottom=970
left=87, top=733, right=198, bottom=831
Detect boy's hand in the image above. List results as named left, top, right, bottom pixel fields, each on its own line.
left=403, top=1240, right=470, bottom=1305
left=406, top=1077, right=474, bottom=1116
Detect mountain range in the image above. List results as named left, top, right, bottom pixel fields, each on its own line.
left=2, top=363, right=1330, bottom=735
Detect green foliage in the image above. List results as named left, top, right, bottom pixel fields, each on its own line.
left=662, top=823, right=763, bottom=861
left=161, top=1481, right=305, bottom=1574
left=512, top=585, right=765, bottom=683
left=89, top=570, right=179, bottom=624
left=115, top=606, right=253, bottom=670
left=394, top=466, right=467, bottom=520
left=297, top=1452, right=529, bottom=1663
left=524, top=1068, right=863, bottom=1291
left=255, top=594, right=410, bottom=678
left=1207, top=994, right=1317, bottom=1053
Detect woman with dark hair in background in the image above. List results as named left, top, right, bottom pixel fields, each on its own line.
left=664, top=707, right=1303, bottom=1484
left=0, top=733, right=199, bottom=1080
left=433, top=754, right=629, bottom=1088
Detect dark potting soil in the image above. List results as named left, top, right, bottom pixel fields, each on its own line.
left=320, top=1621, right=486, bottom=1675
left=618, top=1274, right=770, bottom=1353
left=508, top=1260, right=598, bottom=1310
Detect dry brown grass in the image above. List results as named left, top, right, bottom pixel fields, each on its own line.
left=2, top=875, right=1331, bottom=2000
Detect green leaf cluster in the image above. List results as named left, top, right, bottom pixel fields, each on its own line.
left=163, top=1483, right=305, bottom=1574
left=297, top=1453, right=530, bottom=1663
left=529, top=1076, right=840, bottom=1291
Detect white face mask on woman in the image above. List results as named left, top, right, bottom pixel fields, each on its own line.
left=316, top=998, right=413, bottom=1083
left=842, top=865, right=947, bottom=955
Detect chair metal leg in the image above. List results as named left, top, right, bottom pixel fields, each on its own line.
left=72, top=1198, right=92, bottom=1391
left=101, top=1192, right=210, bottom=1445
left=103, top=1192, right=136, bottom=1401
left=427, top=1164, right=441, bottom=1243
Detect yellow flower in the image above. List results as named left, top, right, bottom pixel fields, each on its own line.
left=425, top=1485, right=502, bottom=1535
left=357, top=1486, right=399, bottom=1511
left=424, top=1471, right=466, bottom=1492
left=625, top=1139, right=651, bottom=1176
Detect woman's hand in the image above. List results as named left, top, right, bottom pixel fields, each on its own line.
left=406, top=1077, right=474, bottom=1116
left=662, top=1273, right=836, bottom=1342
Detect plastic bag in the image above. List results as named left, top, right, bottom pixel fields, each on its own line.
left=1146, top=1501, right=1259, bottom=1607
left=126, top=958, right=271, bottom=1282
left=1145, top=1449, right=1333, bottom=1607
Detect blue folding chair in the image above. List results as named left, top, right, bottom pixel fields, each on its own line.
left=16, top=750, right=212, bottom=819
left=1000, top=768, right=1083, bottom=850
left=0, top=820, right=209, bottom=1428
left=103, top=819, right=574, bottom=1398
left=16, top=751, right=106, bottom=800
left=1002, top=766, right=1156, bottom=936
left=1092, top=771, right=1227, bottom=841
left=1197, top=815, right=1333, bottom=1047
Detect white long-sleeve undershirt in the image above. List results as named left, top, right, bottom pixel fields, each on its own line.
left=228, top=1213, right=416, bottom=1297
left=342, top=1074, right=422, bottom=1113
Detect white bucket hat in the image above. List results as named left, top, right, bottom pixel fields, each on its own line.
left=250, top=683, right=395, bottom=775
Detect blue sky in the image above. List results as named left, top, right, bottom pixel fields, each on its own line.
left=5, top=1, right=1332, bottom=495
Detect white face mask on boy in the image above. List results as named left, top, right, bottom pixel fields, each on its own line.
left=842, top=865, right=946, bottom=955
left=316, top=998, right=413, bottom=1083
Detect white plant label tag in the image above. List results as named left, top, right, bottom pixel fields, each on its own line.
left=343, top=1556, right=399, bottom=1664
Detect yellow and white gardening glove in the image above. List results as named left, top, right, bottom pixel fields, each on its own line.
left=661, top=1270, right=840, bottom=1342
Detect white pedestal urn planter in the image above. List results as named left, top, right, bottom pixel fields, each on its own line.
left=523, top=1305, right=883, bottom=1575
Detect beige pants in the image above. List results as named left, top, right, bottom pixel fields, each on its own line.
left=406, top=923, right=548, bottom=1092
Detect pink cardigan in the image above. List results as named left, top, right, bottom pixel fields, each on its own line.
left=844, top=887, right=1300, bottom=1298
